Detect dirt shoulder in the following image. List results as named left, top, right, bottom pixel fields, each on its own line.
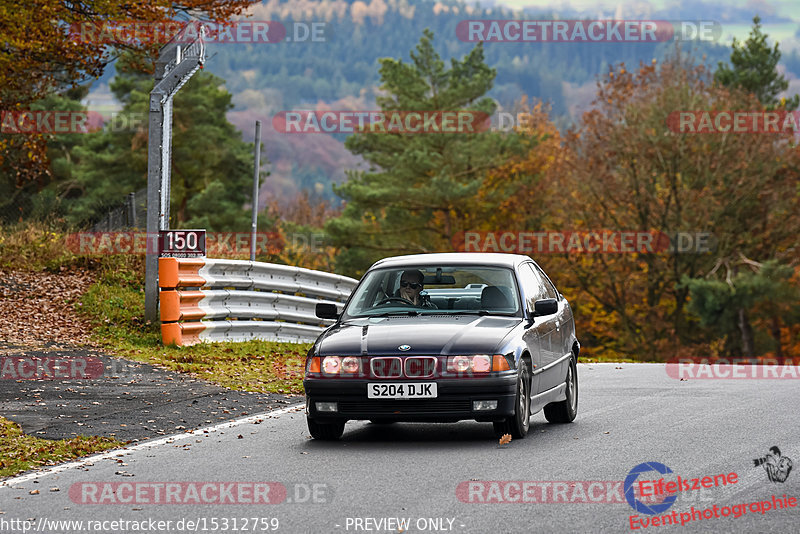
left=1, top=344, right=300, bottom=445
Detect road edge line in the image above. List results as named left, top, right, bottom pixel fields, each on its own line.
left=0, top=402, right=305, bottom=487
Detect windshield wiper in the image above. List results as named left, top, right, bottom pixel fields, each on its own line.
left=363, top=310, right=421, bottom=317
left=453, top=310, right=518, bottom=317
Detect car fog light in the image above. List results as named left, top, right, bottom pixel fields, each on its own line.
left=473, top=400, right=498, bottom=411
left=315, top=402, right=338, bottom=412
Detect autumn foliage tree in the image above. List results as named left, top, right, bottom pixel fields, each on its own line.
left=548, top=51, right=800, bottom=360
left=476, top=98, right=566, bottom=233
left=0, top=0, right=257, bottom=213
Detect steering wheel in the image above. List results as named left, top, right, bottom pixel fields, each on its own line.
left=376, top=297, right=416, bottom=306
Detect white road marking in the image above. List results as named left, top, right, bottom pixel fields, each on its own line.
left=0, top=402, right=305, bottom=487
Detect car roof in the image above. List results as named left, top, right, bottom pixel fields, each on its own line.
left=369, top=252, right=532, bottom=270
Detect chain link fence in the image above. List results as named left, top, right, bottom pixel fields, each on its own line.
left=89, top=188, right=147, bottom=231
left=0, top=187, right=147, bottom=230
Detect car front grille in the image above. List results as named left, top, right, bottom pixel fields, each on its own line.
left=370, top=357, right=403, bottom=378
left=369, top=356, right=439, bottom=378
left=338, top=400, right=471, bottom=415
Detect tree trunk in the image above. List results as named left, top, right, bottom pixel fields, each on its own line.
left=770, top=316, right=783, bottom=363
left=737, top=307, right=755, bottom=360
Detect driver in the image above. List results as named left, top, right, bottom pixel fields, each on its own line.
left=399, top=270, right=437, bottom=309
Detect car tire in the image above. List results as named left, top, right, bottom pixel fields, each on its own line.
left=493, top=360, right=531, bottom=439
left=307, top=417, right=345, bottom=440
left=544, top=356, right=578, bottom=424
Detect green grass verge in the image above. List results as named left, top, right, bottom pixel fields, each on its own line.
left=0, top=417, right=122, bottom=478
left=78, top=262, right=310, bottom=395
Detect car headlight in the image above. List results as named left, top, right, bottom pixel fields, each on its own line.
left=322, top=356, right=341, bottom=374
left=452, top=355, right=472, bottom=372
left=307, top=355, right=362, bottom=376
left=447, top=355, right=510, bottom=374
left=341, top=356, right=360, bottom=373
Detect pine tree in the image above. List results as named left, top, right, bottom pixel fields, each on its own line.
left=63, top=56, right=256, bottom=231
left=326, top=29, right=526, bottom=275
left=683, top=261, right=800, bottom=359
left=715, top=15, right=799, bottom=110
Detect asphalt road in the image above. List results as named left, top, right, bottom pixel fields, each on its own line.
left=1, top=363, right=798, bottom=534
left=0, top=346, right=298, bottom=442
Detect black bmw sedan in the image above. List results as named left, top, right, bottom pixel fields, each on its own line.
left=303, top=253, right=580, bottom=440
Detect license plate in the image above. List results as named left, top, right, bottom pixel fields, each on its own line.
left=367, top=382, right=437, bottom=399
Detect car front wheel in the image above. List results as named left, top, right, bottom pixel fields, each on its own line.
left=493, top=360, right=531, bottom=439
left=307, top=417, right=345, bottom=440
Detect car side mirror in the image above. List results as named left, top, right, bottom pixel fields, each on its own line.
left=533, top=298, right=558, bottom=317
left=316, top=303, right=339, bottom=320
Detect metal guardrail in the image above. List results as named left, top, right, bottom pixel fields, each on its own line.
left=158, top=258, right=358, bottom=345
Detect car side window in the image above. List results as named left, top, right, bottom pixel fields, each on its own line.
left=517, top=264, right=546, bottom=310
left=531, top=263, right=558, bottom=300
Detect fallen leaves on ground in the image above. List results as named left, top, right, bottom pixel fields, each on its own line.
left=0, top=416, right=122, bottom=478
left=0, top=269, right=97, bottom=347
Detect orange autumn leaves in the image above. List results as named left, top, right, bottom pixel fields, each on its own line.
left=0, top=0, right=258, bottom=186
left=478, top=57, right=800, bottom=360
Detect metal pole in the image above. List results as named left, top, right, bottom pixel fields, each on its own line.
left=145, top=90, right=166, bottom=322
left=144, top=27, right=204, bottom=323
left=160, top=97, right=173, bottom=231
left=250, top=120, right=262, bottom=261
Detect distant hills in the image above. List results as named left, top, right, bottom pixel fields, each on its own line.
left=86, top=0, right=800, bottom=203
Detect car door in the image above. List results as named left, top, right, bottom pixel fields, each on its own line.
left=523, top=262, right=566, bottom=391
left=517, top=263, right=555, bottom=394
left=530, top=262, right=570, bottom=391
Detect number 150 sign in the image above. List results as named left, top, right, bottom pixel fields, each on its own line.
left=159, top=229, right=206, bottom=258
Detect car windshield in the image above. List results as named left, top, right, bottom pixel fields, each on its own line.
left=344, top=265, right=521, bottom=318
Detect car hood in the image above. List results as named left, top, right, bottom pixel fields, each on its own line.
left=315, top=315, right=521, bottom=356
